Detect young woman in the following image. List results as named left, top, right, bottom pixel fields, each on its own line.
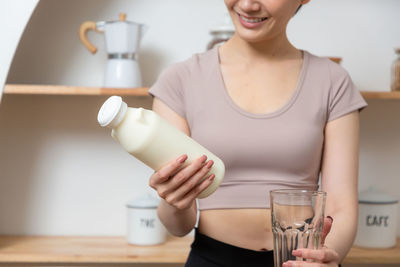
left=148, top=0, right=367, bottom=266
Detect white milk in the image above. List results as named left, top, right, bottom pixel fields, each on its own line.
left=97, top=96, right=225, bottom=198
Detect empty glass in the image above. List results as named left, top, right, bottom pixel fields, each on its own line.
left=270, top=190, right=326, bottom=267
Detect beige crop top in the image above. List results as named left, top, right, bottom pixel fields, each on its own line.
left=149, top=46, right=368, bottom=210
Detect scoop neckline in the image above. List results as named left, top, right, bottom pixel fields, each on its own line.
left=214, top=46, right=309, bottom=119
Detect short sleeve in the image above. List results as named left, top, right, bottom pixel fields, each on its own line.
left=327, top=65, right=368, bottom=122
left=148, top=63, right=186, bottom=118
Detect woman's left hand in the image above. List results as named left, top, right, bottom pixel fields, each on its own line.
left=282, top=247, right=339, bottom=267
left=282, top=217, right=340, bottom=267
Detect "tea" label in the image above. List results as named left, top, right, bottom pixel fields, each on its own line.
left=140, top=218, right=155, bottom=228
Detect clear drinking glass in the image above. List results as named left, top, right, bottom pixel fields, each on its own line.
left=270, top=190, right=326, bottom=267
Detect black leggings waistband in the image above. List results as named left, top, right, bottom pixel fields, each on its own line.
left=185, top=229, right=274, bottom=267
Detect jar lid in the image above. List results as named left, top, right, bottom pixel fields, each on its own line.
left=127, top=194, right=160, bottom=209
left=359, top=187, right=398, bottom=205
left=210, top=11, right=235, bottom=34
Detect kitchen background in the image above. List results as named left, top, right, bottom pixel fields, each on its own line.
left=1, top=0, right=399, bottom=266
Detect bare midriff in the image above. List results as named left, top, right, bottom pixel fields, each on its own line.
left=198, top=209, right=274, bottom=251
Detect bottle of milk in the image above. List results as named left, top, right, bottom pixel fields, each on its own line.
left=97, top=96, right=225, bottom=198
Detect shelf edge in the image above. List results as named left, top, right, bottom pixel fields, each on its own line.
left=3, top=84, right=150, bottom=96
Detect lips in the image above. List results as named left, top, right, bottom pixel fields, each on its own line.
left=237, top=13, right=268, bottom=29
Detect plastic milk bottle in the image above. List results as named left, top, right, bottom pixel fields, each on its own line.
left=97, top=96, right=225, bottom=198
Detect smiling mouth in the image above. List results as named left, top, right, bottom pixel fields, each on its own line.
left=238, top=13, right=268, bottom=23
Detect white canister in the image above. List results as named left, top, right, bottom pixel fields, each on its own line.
left=126, top=194, right=167, bottom=245
left=354, top=188, right=398, bottom=248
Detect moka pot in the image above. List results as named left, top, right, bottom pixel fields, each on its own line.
left=79, top=13, right=147, bottom=88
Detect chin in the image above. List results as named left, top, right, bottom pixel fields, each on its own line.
left=236, top=31, right=271, bottom=44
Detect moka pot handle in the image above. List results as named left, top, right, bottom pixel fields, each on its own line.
left=79, top=21, right=101, bottom=54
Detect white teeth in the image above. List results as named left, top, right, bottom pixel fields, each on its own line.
left=240, top=15, right=267, bottom=23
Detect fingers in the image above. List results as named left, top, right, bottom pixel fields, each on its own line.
left=163, top=159, right=214, bottom=206
left=283, top=261, right=323, bottom=267
left=321, top=216, right=333, bottom=246
left=172, top=173, right=215, bottom=210
left=149, top=154, right=215, bottom=210
left=156, top=155, right=208, bottom=197
left=164, top=155, right=209, bottom=192
left=291, top=247, right=339, bottom=263
left=282, top=216, right=337, bottom=267
left=168, top=159, right=214, bottom=197
left=149, top=154, right=188, bottom=187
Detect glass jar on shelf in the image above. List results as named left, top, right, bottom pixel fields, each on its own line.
left=206, top=11, right=235, bottom=50
left=391, top=48, right=400, bottom=91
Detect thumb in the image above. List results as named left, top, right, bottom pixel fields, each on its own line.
left=321, top=216, right=333, bottom=246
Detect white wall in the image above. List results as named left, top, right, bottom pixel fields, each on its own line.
left=1, top=0, right=400, bottom=251
left=0, top=0, right=38, bottom=102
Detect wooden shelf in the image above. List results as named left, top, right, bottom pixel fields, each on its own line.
left=3, top=84, right=400, bottom=99
left=0, top=235, right=398, bottom=265
left=3, top=84, right=150, bottom=96
left=361, top=91, right=400, bottom=99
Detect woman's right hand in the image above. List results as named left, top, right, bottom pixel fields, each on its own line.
left=149, top=154, right=215, bottom=210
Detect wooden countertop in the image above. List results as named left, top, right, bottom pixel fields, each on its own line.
left=0, top=235, right=399, bottom=265
left=345, top=240, right=400, bottom=264
left=0, top=235, right=191, bottom=264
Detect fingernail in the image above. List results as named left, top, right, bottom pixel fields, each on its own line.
left=177, top=155, right=187, bottom=163
left=327, top=216, right=333, bottom=223
left=283, top=262, right=292, bottom=267
left=201, top=155, right=207, bottom=163
left=206, top=160, right=214, bottom=169
left=209, top=174, right=215, bottom=181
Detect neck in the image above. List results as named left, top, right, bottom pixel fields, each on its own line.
left=222, top=32, right=300, bottom=64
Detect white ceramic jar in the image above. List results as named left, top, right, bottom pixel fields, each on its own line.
left=126, top=194, right=167, bottom=245
left=354, top=188, right=398, bottom=248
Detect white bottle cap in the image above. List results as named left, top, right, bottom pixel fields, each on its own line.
left=97, top=96, right=128, bottom=128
